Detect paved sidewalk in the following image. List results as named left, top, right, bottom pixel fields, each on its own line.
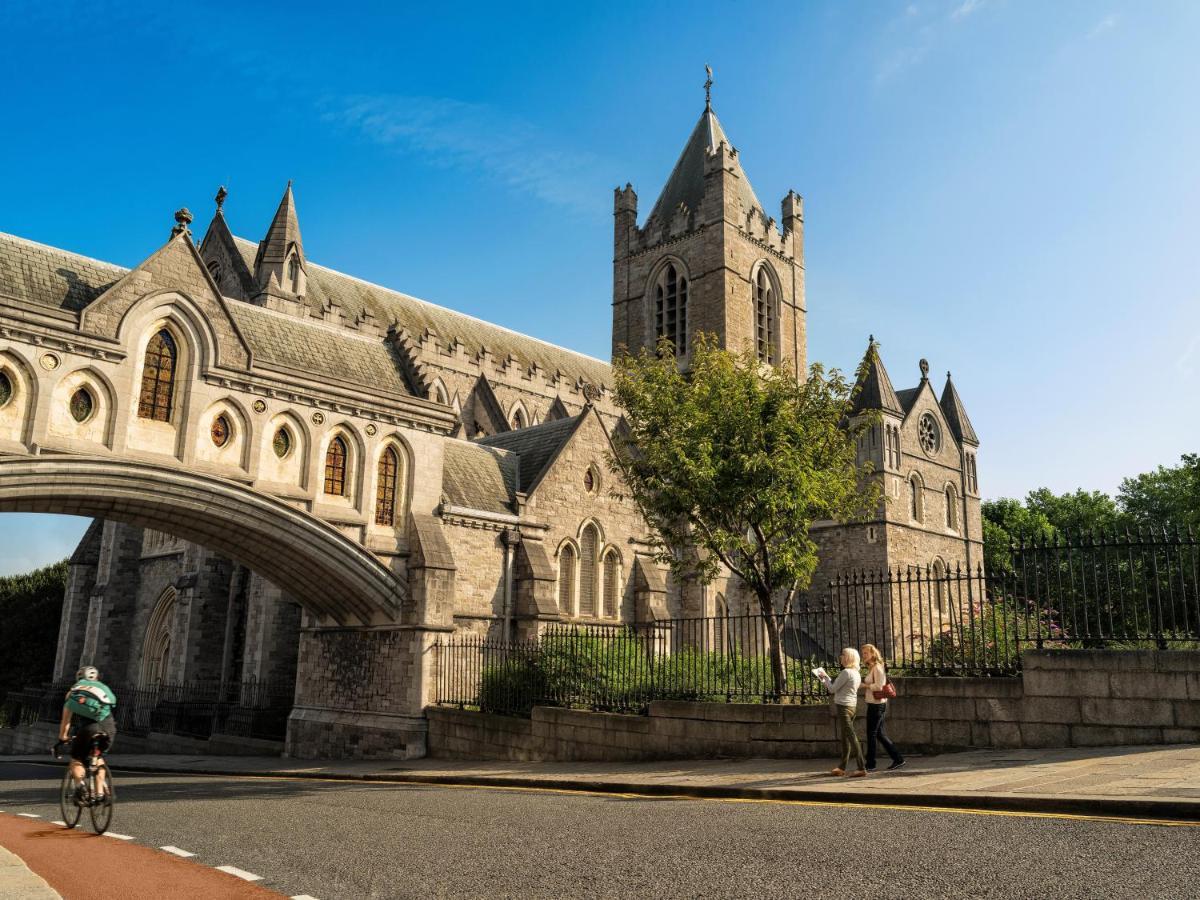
left=0, top=843, right=61, bottom=899
left=10, top=743, right=1200, bottom=821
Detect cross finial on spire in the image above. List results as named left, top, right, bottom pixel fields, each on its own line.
left=704, top=64, right=713, bottom=109
left=214, top=185, right=227, bottom=213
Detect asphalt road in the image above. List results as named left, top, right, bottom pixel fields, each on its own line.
left=1, top=760, right=1197, bottom=899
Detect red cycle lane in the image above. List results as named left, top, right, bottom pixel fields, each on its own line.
left=0, top=813, right=285, bottom=899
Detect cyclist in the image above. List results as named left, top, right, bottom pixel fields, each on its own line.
left=57, top=666, right=117, bottom=798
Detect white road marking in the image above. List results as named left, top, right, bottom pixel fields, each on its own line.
left=161, top=845, right=195, bottom=857
left=216, top=865, right=263, bottom=882
left=103, top=832, right=135, bottom=840
left=291, top=895, right=322, bottom=899
left=17, top=813, right=40, bottom=818
left=52, top=820, right=66, bottom=826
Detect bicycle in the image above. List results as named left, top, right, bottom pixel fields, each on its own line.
left=52, top=734, right=115, bottom=834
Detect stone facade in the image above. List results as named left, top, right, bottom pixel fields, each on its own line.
left=1, top=92, right=984, bottom=757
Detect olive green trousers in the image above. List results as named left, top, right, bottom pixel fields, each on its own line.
left=836, top=703, right=865, bottom=771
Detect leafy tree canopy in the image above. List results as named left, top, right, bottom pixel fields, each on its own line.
left=609, top=334, right=880, bottom=607
left=0, top=559, right=67, bottom=698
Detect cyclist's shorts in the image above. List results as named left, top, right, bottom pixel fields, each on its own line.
left=70, top=718, right=115, bottom=763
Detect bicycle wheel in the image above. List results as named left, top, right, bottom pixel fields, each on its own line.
left=88, top=763, right=113, bottom=834
left=59, top=768, right=82, bottom=829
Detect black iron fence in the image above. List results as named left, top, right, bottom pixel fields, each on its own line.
left=0, top=678, right=294, bottom=743
left=435, top=528, right=1199, bottom=716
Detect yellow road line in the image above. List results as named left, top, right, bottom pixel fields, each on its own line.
left=154, top=769, right=1200, bottom=828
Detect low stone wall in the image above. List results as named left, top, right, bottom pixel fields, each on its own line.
left=427, top=649, right=1200, bottom=761
left=0, top=721, right=283, bottom=757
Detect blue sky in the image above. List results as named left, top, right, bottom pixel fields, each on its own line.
left=1, top=0, right=1198, bottom=575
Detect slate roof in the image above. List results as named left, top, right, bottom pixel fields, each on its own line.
left=940, top=374, right=979, bottom=445
left=226, top=303, right=413, bottom=398
left=850, top=340, right=902, bottom=416
left=230, top=237, right=612, bottom=390
left=0, top=232, right=125, bottom=314
left=442, top=440, right=518, bottom=514
left=477, top=414, right=583, bottom=494
left=256, top=183, right=303, bottom=269
left=895, top=388, right=920, bottom=414
left=646, top=105, right=764, bottom=226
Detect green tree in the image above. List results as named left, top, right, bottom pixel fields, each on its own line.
left=1025, top=487, right=1123, bottom=536
left=609, top=334, right=880, bottom=696
left=981, top=497, right=1056, bottom=571
left=1118, top=453, right=1200, bottom=530
left=0, top=560, right=67, bottom=699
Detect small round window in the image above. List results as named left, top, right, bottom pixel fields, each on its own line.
left=211, top=414, right=232, bottom=448
left=69, top=387, right=94, bottom=423
left=918, top=413, right=941, bottom=456
left=0, top=371, right=12, bottom=408
left=584, top=465, right=599, bottom=494
left=273, top=426, right=292, bottom=459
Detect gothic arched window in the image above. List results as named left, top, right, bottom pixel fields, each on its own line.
left=324, top=436, right=348, bottom=496
left=602, top=549, right=620, bottom=618
left=0, top=370, right=12, bottom=408
left=909, top=474, right=924, bottom=523
left=375, top=446, right=401, bottom=526
left=510, top=405, right=527, bottom=430
left=138, top=329, right=177, bottom=422
left=558, top=543, right=577, bottom=614
left=945, top=484, right=958, bottom=531
left=287, top=254, right=300, bottom=292
left=139, top=587, right=177, bottom=686
left=931, top=558, right=947, bottom=613
left=579, top=524, right=600, bottom=617
left=654, top=263, right=688, bottom=357
left=754, top=267, right=776, bottom=364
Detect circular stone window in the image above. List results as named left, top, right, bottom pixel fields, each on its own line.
left=584, top=465, right=600, bottom=494
left=69, top=387, right=94, bottom=423
left=0, top=371, right=12, bottom=408
left=211, top=414, right=232, bottom=448
left=918, top=413, right=941, bottom=456
left=273, top=426, right=292, bottom=459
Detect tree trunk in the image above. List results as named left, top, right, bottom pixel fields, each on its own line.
left=757, top=590, right=786, bottom=699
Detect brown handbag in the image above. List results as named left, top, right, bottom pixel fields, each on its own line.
left=873, top=679, right=897, bottom=701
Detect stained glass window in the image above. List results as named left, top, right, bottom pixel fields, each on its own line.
left=375, top=447, right=400, bottom=526
left=324, top=436, right=348, bottom=496
left=211, top=415, right=231, bottom=448
left=557, top=544, right=576, bottom=614
left=138, top=330, right=177, bottom=422
left=69, top=388, right=93, bottom=423
left=0, top=371, right=12, bottom=407
left=273, top=427, right=292, bottom=459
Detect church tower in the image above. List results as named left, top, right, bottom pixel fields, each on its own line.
left=612, top=72, right=806, bottom=377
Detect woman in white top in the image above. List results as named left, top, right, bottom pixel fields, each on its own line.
left=822, top=647, right=866, bottom=777
left=860, top=643, right=904, bottom=771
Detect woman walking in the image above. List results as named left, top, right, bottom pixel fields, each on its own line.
left=860, top=643, right=905, bottom=771
left=822, top=647, right=867, bottom=777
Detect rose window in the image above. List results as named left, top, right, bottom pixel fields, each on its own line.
left=918, top=414, right=941, bottom=455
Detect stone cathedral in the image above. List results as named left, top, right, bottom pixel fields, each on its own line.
left=0, top=90, right=981, bottom=757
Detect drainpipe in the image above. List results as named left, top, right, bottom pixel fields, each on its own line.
left=501, top=530, right=517, bottom=642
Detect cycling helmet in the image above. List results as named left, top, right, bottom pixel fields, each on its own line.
left=75, top=666, right=99, bottom=681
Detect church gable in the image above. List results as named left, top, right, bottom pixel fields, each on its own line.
left=79, top=230, right=253, bottom=372
left=898, top=377, right=961, bottom=468
left=198, top=209, right=257, bottom=301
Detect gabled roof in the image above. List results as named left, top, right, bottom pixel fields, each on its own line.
left=850, top=338, right=902, bottom=416
left=645, top=105, right=764, bottom=226
left=478, top=413, right=584, bottom=494
left=255, top=182, right=303, bottom=272
left=895, top=387, right=920, bottom=414
left=227, top=236, right=612, bottom=389
left=0, top=232, right=125, bottom=314
left=940, top=372, right=979, bottom=445
left=442, top=441, right=518, bottom=514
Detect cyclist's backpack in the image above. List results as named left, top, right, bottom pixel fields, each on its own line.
left=65, top=680, right=115, bottom=722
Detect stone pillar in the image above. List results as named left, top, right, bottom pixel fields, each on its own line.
left=53, top=521, right=103, bottom=681
left=512, top=538, right=562, bottom=640
left=81, top=521, right=144, bottom=684
left=240, top=573, right=301, bottom=688
left=170, top=546, right=232, bottom=683
left=285, top=512, right=455, bottom=759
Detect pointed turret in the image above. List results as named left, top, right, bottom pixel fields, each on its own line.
left=940, top=371, right=979, bottom=445
left=850, top=337, right=903, bottom=416
left=254, top=181, right=306, bottom=298
left=645, top=104, right=763, bottom=227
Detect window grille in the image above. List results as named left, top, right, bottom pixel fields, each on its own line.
left=324, top=436, right=348, bottom=496
left=138, top=330, right=177, bottom=422
left=579, top=525, right=599, bottom=617
left=654, top=264, right=688, bottom=356
left=755, top=268, right=775, bottom=363
left=557, top=544, right=577, bottom=613
left=375, top=447, right=400, bottom=526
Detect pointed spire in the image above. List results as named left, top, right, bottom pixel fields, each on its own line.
left=645, top=101, right=763, bottom=227
left=255, top=181, right=305, bottom=296
left=704, top=64, right=713, bottom=110
left=851, top=336, right=903, bottom=415
left=940, top=371, right=979, bottom=445
left=259, top=181, right=303, bottom=266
